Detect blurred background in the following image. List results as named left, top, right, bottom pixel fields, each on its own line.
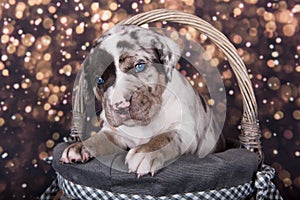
left=0, top=0, right=299, bottom=199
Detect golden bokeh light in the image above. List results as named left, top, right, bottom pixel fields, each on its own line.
left=21, top=33, right=35, bottom=47
left=0, top=0, right=299, bottom=198
left=101, top=10, right=112, bottom=21
left=0, top=117, right=5, bottom=127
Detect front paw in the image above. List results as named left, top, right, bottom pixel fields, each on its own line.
left=60, top=142, right=93, bottom=163
left=125, top=146, right=164, bottom=177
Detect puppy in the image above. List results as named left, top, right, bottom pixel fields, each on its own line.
left=60, top=25, right=225, bottom=176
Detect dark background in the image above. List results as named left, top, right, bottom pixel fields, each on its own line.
left=0, top=0, right=299, bottom=199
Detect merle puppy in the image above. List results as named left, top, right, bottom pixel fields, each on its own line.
left=60, top=25, right=225, bottom=177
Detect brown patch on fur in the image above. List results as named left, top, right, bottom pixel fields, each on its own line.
left=103, top=131, right=127, bottom=150
left=135, top=132, right=175, bottom=153
left=129, top=88, right=153, bottom=121
left=128, top=76, right=166, bottom=124
left=154, top=74, right=167, bottom=96
left=118, top=54, right=135, bottom=72
left=103, top=73, right=167, bottom=127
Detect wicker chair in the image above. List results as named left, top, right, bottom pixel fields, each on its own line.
left=41, top=9, right=282, bottom=200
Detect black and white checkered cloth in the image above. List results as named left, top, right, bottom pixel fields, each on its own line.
left=41, top=165, right=282, bottom=200
left=255, top=165, right=283, bottom=200
left=40, top=178, right=59, bottom=200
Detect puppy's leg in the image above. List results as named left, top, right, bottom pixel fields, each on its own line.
left=125, top=131, right=182, bottom=177
left=60, top=131, right=125, bottom=163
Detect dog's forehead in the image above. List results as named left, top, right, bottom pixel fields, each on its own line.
left=97, top=25, right=154, bottom=44
left=99, top=25, right=157, bottom=56
left=96, top=26, right=158, bottom=74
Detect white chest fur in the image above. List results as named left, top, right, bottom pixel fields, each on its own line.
left=110, top=70, right=200, bottom=148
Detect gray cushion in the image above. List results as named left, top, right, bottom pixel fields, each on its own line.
left=52, top=143, right=258, bottom=196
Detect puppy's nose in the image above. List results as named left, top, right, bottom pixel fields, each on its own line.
left=112, top=100, right=130, bottom=110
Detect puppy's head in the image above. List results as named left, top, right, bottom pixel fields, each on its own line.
left=84, top=25, right=181, bottom=127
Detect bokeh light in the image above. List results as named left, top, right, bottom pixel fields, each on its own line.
left=0, top=0, right=299, bottom=199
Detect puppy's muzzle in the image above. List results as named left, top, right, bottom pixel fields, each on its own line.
left=109, top=87, right=157, bottom=123
left=110, top=89, right=151, bottom=114
left=128, top=89, right=153, bottom=120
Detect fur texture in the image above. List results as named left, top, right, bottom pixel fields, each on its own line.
left=60, top=25, right=225, bottom=176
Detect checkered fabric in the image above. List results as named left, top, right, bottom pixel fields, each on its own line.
left=40, top=178, right=59, bottom=200
left=40, top=165, right=282, bottom=200
left=255, top=165, right=283, bottom=200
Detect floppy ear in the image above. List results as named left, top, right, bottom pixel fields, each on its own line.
left=72, top=46, right=115, bottom=133
left=151, top=35, right=181, bottom=82
left=83, top=47, right=115, bottom=100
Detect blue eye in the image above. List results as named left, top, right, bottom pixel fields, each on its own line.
left=135, top=63, right=146, bottom=73
left=97, top=77, right=105, bottom=85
